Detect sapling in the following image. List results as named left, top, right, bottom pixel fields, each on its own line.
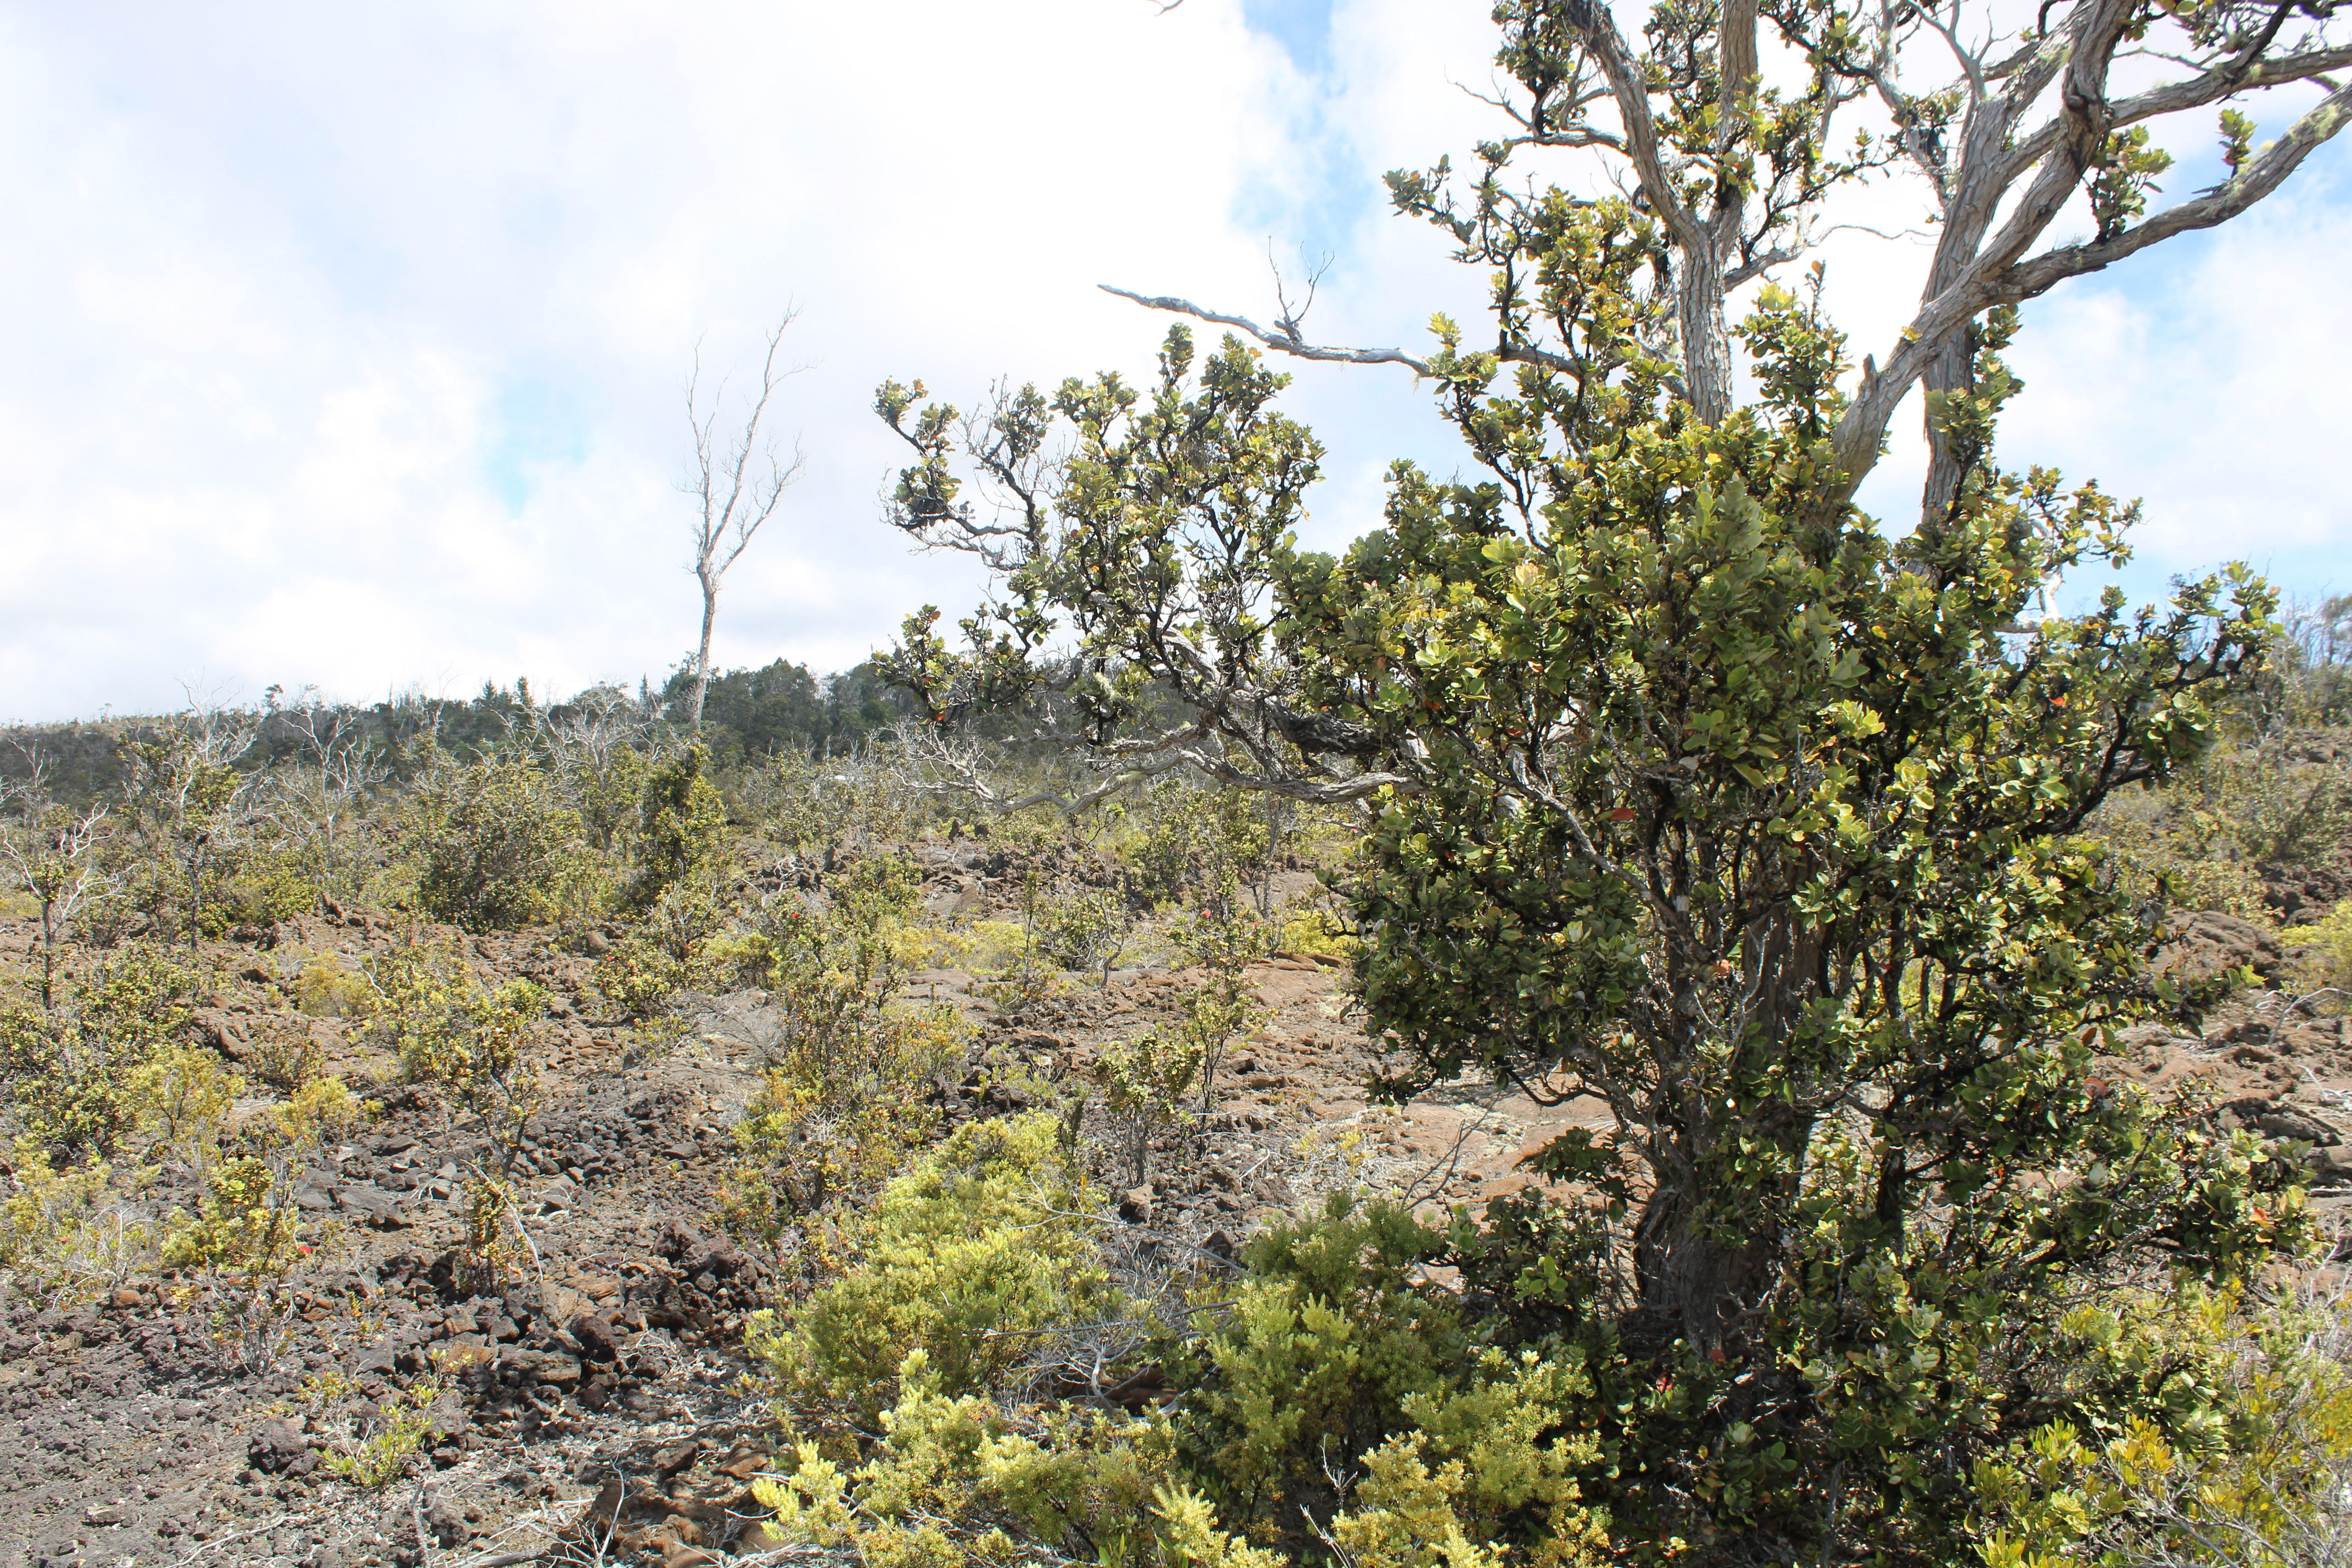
left=1094, top=1028, right=1204, bottom=1186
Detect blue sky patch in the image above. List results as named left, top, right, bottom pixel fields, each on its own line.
left=1244, top=0, right=1336, bottom=79
left=481, top=376, right=587, bottom=513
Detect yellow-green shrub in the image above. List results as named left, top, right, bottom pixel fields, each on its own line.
left=1116, top=780, right=1273, bottom=907
left=752, top=1358, right=1277, bottom=1568
left=208, top=842, right=316, bottom=933
left=1324, top=1351, right=1612, bottom=1568
left=290, top=950, right=374, bottom=1017
left=717, top=1008, right=959, bottom=1250
left=715, top=850, right=966, bottom=1248
left=1035, top=881, right=1129, bottom=978
left=748, top=1114, right=1106, bottom=1419
left=362, top=941, right=545, bottom=1168
left=162, top=1154, right=303, bottom=1274
left=594, top=875, right=733, bottom=1043
left=754, top=853, right=940, bottom=1071
left=1973, top=1281, right=2352, bottom=1568
left=329, top=1381, right=443, bottom=1489
left=755, top=753, right=917, bottom=864
left=1275, top=902, right=1357, bottom=960
left=2084, top=735, right=2352, bottom=923
left=2299, top=899, right=2352, bottom=991
left=0, top=944, right=204, bottom=1160
left=746, top=1187, right=1615, bottom=1567
left=0, top=1138, right=157, bottom=1303
left=1159, top=1198, right=1487, bottom=1527
left=1094, top=1027, right=1202, bottom=1185
left=127, top=1043, right=241, bottom=1165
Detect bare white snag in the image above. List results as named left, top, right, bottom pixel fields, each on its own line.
left=684, top=313, right=808, bottom=735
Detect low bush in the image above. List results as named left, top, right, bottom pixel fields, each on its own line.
left=328, top=1381, right=444, bottom=1489
left=747, top=1114, right=1108, bottom=1420
left=0, top=1139, right=158, bottom=1303
left=1094, top=1027, right=1203, bottom=1185
left=1116, top=779, right=1275, bottom=909
left=753, top=753, right=919, bottom=869
left=1163, top=869, right=1274, bottom=1115
left=2298, top=900, right=2352, bottom=995
left=0, top=943, right=207, bottom=1161
left=1035, top=879, right=1129, bottom=982
left=593, top=874, right=734, bottom=1048
left=746, top=1180, right=1622, bottom=1566
left=715, top=850, right=965, bottom=1251
left=1974, top=1279, right=2352, bottom=1566
left=398, top=752, right=600, bottom=931
left=362, top=940, right=546, bottom=1174
left=745, top=1128, right=2335, bottom=1568
left=623, top=744, right=726, bottom=912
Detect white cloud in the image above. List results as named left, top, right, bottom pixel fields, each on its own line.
left=0, top=0, right=2344, bottom=720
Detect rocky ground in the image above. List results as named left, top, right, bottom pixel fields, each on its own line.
left=4, top=858, right=2350, bottom=1568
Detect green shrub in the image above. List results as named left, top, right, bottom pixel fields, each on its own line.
left=2085, top=733, right=2352, bottom=922
left=399, top=753, right=598, bottom=930
left=754, top=753, right=917, bottom=866
left=117, top=716, right=258, bottom=947
left=715, top=852, right=964, bottom=1250
left=328, top=1382, right=443, bottom=1489
left=1094, top=1028, right=1202, bottom=1185
left=1119, top=780, right=1273, bottom=908
left=161, top=1154, right=303, bottom=1274
left=0, top=1139, right=159, bottom=1304
left=752, top=1373, right=1278, bottom=1568
left=1035, top=880, right=1129, bottom=981
left=625, top=744, right=726, bottom=911
left=747, top=1187, right=1617, bottom=1566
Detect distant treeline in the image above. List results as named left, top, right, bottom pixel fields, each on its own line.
left=0, top=657, right=919, bottom=806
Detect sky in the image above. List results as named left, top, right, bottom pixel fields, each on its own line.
left=0, top=0, right=2344, bottom=722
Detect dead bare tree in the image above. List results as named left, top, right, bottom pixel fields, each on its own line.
left=681, top=313, right=808, bottom=735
